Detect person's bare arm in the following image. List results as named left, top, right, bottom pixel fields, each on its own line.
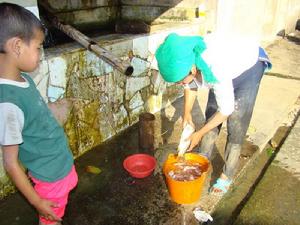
left=2, top=145, right=61, bottom=222
left=187, top=112, right=228, bottom=151
left=183, top=88, right=197, bottom=127
left=48, top=98, right=75, bottom=126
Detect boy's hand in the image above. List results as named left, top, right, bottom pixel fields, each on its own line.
left=34, top=198, right=62, bottom=222
left=48, top=98, right=77, bottom=125
left=2, top=146, right=62, bottom=222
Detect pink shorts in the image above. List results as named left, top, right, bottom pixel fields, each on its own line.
left=31, top=166, right=78, bottom=224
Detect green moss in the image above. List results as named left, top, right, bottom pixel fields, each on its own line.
left=140, top=85, right=152, bottom=102
left=64, top=111, right=80, bottom=157
left=115, top=116, right=129, bottom=131
left=266, top=147, right=275, bottom=157
left=0, top=178, right=16, bottom=200
left=64, top=100, right=103, bottom=158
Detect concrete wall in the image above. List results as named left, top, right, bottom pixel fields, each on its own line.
left=261, top=0, right=300, bottom=44
left=0, top=0, right=37, bottom=7
left=0, top=0, right=40, bottom=18
left=215, top=0, right=300, bottom=46
left=39, top=0, right=119, bottom=30
left=41, top=0, right=207, bottom=27
left=120, top=0, right=204, bottom=24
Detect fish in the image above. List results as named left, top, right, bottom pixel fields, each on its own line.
left=168, top=161, right=202, bottom=181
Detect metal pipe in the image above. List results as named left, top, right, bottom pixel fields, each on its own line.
left=139, top=112, right=155, bottom=152
left=41, top=5, right=134, bottom=76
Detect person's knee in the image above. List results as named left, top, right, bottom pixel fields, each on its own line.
left=227, top=118, right=249, bottom=144
left=201, top=131, right=218, bottom=149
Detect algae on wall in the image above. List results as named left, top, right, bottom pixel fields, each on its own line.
left=61, top=45, right=181, bottom=158
left=0, top=176, right=16, bottom=200
left=42, top=32, right=183, bottom=159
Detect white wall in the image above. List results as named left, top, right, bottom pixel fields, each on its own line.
left=215, top=0, right=300, bottom=46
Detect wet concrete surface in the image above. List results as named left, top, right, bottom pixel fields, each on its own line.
left=1, top=98, right=195, bottom=225
left=0, top=123, right=179, bottom=225
left=0, top=98, right=202, bottom=225
left=233, top=115, right=300, bottom=225
left=265, top=31, right=300, bottom=80
left=64, top=128, right=179, bottom=225
left=233, top=164, right=300, bottom=225
left=0, top=97, right=264, bottom=225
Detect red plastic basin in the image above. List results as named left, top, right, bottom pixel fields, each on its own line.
left=123, top=154, right=156, bottom=178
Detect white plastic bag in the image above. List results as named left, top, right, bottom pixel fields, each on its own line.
left=193, top=207, right=213, bottom=222
left=178, top=123, right=195, bottom=156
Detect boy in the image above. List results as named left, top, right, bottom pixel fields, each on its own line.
left=0, top=3, right=77, bottom=225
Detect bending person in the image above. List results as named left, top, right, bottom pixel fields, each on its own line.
left=155, top=33, right=271, bottom=195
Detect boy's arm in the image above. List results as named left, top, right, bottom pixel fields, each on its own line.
left=2, top=145, right=61, bottom=222
left=48, top=98, right=76, bottom=126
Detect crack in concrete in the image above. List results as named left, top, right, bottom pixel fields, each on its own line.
left=265, top=72, right=300, bottom=81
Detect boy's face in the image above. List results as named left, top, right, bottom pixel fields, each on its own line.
left=18, top=29, right=44, bottom=72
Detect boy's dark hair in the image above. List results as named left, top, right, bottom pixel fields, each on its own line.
left=0, top=2, right=45, bottom=53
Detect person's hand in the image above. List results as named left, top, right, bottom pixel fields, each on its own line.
left=34, top=198, right=62, bottom=222
left=187, top=131, right=204, bottom=151
left=48, top=98, right=77, bottom=125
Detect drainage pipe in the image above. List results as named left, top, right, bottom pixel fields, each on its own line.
left=139, top=112, right=155, bottom=152
left=40, top=5, right=134, bottom=76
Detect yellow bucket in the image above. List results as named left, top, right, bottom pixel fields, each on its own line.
left=163, top=153, right=209, bottom=204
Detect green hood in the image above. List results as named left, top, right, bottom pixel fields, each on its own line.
left=155, top=33, right=217, bottom=83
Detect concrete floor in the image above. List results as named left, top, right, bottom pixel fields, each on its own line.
left=0, top=34, right=300, bottom=225
left=233, top=116, right=300, bottom=225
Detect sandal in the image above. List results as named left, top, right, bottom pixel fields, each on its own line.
left=210, top=178, right=232, bottom=196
